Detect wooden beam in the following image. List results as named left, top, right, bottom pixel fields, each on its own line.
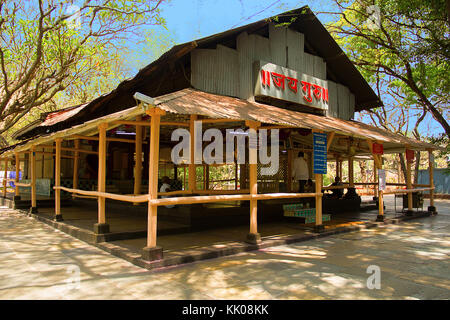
left=287, top=149, right=293, bottom=192
left=406, top=152, right=413, bottom=212
left=3, top=158, right=7, bottom=197
left=348, top=156, right=354, bottom=188
left=30, top=147, right=37, bottom=211
left=247, top=121, right=260, bottom=243
left=327, top=132, right=335, bottom=151
left=134, top=116, right=143, bottom=202
left=97, top=123, right=107, bottom=225
left=113, top=120, right=189, bottom=127
left=315, top=172, right=323, bottom=228
left=146, top=110, right=161, bottom=249
left=188, top=115, right=197, bottom=192
left=201, top=118, right=242, bottom=124
left=55, top=138, right=62, bottom=219
left=428, top=149, right=435, bottom=209
left=14, top=153, right=20, bottom=198
left=73, top=139, right=80, bottom=191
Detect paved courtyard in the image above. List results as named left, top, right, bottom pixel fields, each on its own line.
left=0, top=196, right=448, bottom=300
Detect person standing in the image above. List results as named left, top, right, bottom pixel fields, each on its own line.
left=292, top=151, right=309, bottom=193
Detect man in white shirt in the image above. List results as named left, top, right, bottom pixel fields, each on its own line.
left=292, top=151, right=309, bottom=192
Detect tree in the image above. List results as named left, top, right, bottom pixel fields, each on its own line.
left=0, top=0, right=167, bottom=146
left=325, top=0, right=450, bottom=137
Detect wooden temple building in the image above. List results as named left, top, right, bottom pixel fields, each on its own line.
left=0, top=7, right=437, bottom=261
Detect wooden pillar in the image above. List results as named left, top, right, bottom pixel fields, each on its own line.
left=72, top=139, right=80, bottom=192
left=188, top=115, right=198, bottom=192
left=30, top=147, right=37, bottom=213
left=142, top=108, right=165, bottom=261
left=54, top=139, right=63, bottom=221
left=14, top=153, right=20, bottom=199
left=336, top=155, right=342, bottom=181
left=314, top=172, right=323, bottom=230
left=406, top=151, right=413, bottom=215
left=94, top=123, right=109, bottom=234
left=206, top=164, right=210, bottom=190
left=246, top=120, right=261, bottom=244
left=2, top=159, right=7, bottom=198
left=373, top=159, right=378, bottom=199
left=348, top=156, right=354, bottom=187
left=428, top=149, right=436, bottom=213
left=134, top=116, right=143, bottom=204
left=287, top=149, right=293, bottom=192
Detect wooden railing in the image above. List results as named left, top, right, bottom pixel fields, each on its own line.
left=54, top=186, right=320, bottom=207
left=382, top=187, right=434, bottom=195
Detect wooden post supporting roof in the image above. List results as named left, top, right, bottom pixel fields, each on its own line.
left=73, top=139, right=80, bottom=193
left=335, top=157, right=339, bottom=179
left=142, top=108, right=165, bottom=261
left=373, top=159, right=378, bottom=199
left=367, top=139, right=384, bottom=221
left=188, top=115, right=198, bottom=192
left=14, top=153, right=20, bottom=200
left=348, top=156, right=354, bottom=188
left=287, top=149, right=292, bottom=192
left=30, top=147, right=37, bottom=213
left=245, top=120, right=261, bottom=244
left=54, top=139, right=63, bottom=221
left=406, top=151, right=414, bottom=216
left=2, top=158, right=7, bottom=197
left=314, top=171, right=323, bottom=230
left=428, top=149, right=437, bottom=214
left=134, top=115, right=143, bottom=204
left=94, top=123, right=109, bottom=234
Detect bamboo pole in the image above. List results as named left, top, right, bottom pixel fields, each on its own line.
left=335, top=157, right=339, bottom=179
left=14, top=153, right=20, bottom=199
left=246, top=120, right=261, bottom=244
left=188, top=115, right=197, bottom=192
left=95, top=123, right=108, bottom=233
left=73, top=139, right=80, bottom=192
left=30, top=147, right=37, bottom=213
left=142, top=108, right=164, bottom=261
left=287, top=149, right=293, bottom=192
left=373, top=159, right=378, bottom=199
left=382, top=187, right=434, bottom=195
left=3, top=159, right=8, bottom=197
left=406, top=152, right=413, bottom=215
left=348, top=156, right=354, bottom=188
left=134, top=115, right=143, bottom=203
left=54, top=139, right=62, bottom=221
left=314, top=173, right=323, bottom=229
left=152, top=192, right=318, bottom=207
left=428, top=149, right=436, bottom=213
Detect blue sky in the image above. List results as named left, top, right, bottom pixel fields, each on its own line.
left=125, top=0, right=444, bottom=138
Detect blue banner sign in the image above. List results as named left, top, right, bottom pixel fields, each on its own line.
left=313, top=132, right=327, bottom=174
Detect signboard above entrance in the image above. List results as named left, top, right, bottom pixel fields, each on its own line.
left=254, top=61, right=329, bottom=111
left=372, top=143, right=384, bottom=155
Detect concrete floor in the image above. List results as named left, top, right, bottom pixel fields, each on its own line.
left=0, top=195, right=448, bottom=300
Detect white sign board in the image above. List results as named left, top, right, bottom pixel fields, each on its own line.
left=254, top=61, right=328, bottom=110
left=378, top=169, right=386, bottom=191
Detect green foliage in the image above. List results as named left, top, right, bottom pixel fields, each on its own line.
left=327, top=0, right=449, bottom=137
left=0, top=0, right=169, bottom=146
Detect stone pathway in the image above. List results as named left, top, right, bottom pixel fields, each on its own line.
left=0, top=197, right=448, bottom=299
